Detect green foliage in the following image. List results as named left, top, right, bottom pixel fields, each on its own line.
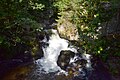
left=0, top=0, right=45, bottom=56
left=0, top=0, right=119, bottom=60
left=54, top=0, right=119, bottom=55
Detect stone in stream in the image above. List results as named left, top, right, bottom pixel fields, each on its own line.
left=57, top=49, right=92, bottom=80
left=67, top=59, right=87, bottom=71
left=57, top=50, right=75, bottom=70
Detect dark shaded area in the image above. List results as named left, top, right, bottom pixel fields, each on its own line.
left=88, top=56, right=113, bottom=80
left=0, top=42, right=43, bottom=78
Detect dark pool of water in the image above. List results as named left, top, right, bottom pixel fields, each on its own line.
left=0, top=61, right=73, bottom=80
left=0, top=58, right=115, bottom=80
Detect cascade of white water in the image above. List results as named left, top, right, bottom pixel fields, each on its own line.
left=35, top=29, right=92, bottom=76
left=35, top=29, right=77, bottom=73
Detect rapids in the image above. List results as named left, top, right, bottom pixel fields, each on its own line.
left=35, top=29, right=92, bottom=77
left=1, top=29, right=93, bottom=80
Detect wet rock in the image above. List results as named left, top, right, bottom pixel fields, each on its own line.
left=36, top=32, right=45, bottom=41
left=33, top=47, right=44, bottom=60
left=31, top=40, right=45, bottom=60
left=57, top=50, right=75, bottom=70
left=70, top=59, right=87, bottom=68
left=36, top=30, right=50, bottom=41
left=66, top=58, right=88, bottom=79
left=57, top=50, right=90, bottom=79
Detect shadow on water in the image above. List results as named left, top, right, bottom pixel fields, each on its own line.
left=0, top=61, right=33, bottom=80
left=0, top=58, right=114, bottom=80
left=0, top=61, right=75, bottom=80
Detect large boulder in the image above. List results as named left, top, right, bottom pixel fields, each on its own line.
left=57, top=50, right=75, bottom=70
left=57, top=50, right=90, bottom=79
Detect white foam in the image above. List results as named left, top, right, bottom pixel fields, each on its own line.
left=36, top=29, right=77, bottom=73
left=82, top=53, right=92, bottom=68
left=35, top=29, right=92, bottom=74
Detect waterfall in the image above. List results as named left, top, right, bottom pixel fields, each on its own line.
left=35, top=29, right=92, bottom=76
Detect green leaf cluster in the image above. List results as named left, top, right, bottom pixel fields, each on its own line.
left=54, top=0, right=119, bottom=55
left=0, top=0, right=45, bottom=55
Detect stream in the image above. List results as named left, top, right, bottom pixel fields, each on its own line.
left=0, top=29, right=113, bottom=80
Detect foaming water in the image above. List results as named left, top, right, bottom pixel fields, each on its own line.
left=35, top=29, right=92, bottom=77
left=35, top=29, right=77, bottom=73
left=82, top=53, right=92, bottom=68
